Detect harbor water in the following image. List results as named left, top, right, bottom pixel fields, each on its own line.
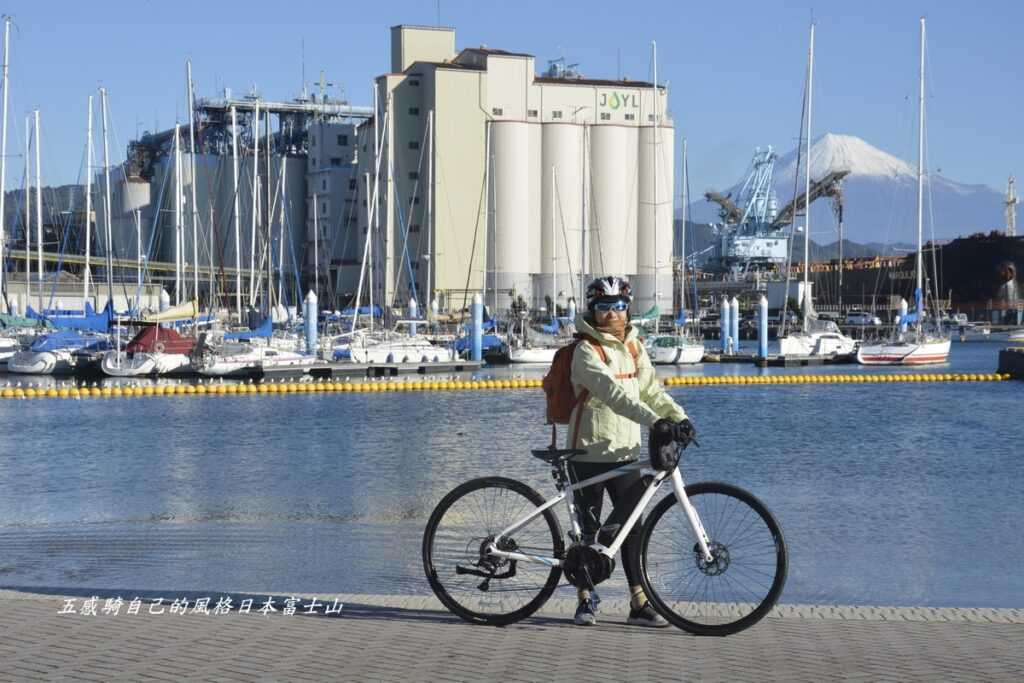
left=0, top=343, right=1021, bottom=609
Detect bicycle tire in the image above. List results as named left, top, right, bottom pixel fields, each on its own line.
left=638, top=481, right=787, bottom=636
left=422, top=476, right=564, bottom=626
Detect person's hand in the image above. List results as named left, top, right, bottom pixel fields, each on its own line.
left=674, top=419, right=696, bottom=446
left=651, top=418, right=675, bottom=447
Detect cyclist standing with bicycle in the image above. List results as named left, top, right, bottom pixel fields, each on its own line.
left=567, top=276, right=695, bottom=627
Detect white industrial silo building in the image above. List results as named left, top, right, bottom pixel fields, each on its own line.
left=356, top=25, right=675, bottom=316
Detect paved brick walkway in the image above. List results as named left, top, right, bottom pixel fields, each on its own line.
left=1, top=590, right=1022, bottom=681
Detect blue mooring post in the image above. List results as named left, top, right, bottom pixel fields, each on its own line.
left=730, top=297, right=740, bottom=351
left=408, top=298, right=418, bottom=337
left=304, top=290, right=318, bottom=355
left=758, top=295, right=769, bottom=359
left=471, top=293, right=483, bottom=362
left=720, top=296, right=730, bottom=353
left=898, top=297, right=909, bottom=338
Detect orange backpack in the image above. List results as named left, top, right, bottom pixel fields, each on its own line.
left=542, top=335, right=639, bottom=444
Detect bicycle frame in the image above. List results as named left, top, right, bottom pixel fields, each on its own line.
left=485, top=458, right=714, bottom=568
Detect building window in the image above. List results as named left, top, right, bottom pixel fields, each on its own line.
left=312, top=157, right=318, bottom=168
left=362, top=226, right=368, bottom=233
left=408, top=140, right=420, bottom=150
left=552, top=110, right=563, bottom=119
left=337, top=134, right=348, bottom=146
left=311, top=135, right=316, bottom=146
left=625, top=113, right=635, bottom=121
left=362, top=199, right=367, bottom=207
left=321, top=202, right=328, bottom=215
left=409, top=224, right=421, bottom=233
left=648, top=114, right=655, bottom=122
left=411, top=261, right=420, bottom=270
left=408, top=171, right=419, bottom=180
left=600, top=112, right=610, bottom=121
left=348, top=178, right=357, bottom=189
left=491, top=107, right=503, bottom=116
left=409, top=107, right=420, bottom=116
left=409, top=196, right=420, bottom=206
left=409, top=79, right=420, bottom=86
left=330, top=157, right=343, bottom=167
left=322, top=179, right=327, bottom=191
left=527, top=109, right=538, bottom=118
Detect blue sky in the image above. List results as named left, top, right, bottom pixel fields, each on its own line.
left=2, top=0, right=1020, bottom=200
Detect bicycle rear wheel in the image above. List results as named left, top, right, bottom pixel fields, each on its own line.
left=422, top=476, right=564, bottom=626
left=639, top=481, right=787, bottom=636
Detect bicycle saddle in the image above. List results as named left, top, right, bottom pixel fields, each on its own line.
left=531, top=447, right=587, bottom=464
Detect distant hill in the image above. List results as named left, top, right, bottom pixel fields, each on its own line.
left=684, top=133, right=1006, bottom=244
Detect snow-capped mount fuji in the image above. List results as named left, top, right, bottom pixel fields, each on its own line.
left=688, top=133, right=1005, bottom=245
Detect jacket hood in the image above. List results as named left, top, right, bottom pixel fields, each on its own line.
left=574, top=313, right=641, bottom=346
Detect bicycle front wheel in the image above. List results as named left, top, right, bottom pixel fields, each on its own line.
left=422, top=477, right=564, bottom=626
left=639, top=481, right=787, bottom=636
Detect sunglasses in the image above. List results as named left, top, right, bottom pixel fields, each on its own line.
left=594, top=300, right=629, bottom=312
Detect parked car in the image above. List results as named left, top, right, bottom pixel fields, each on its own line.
left=846, top=311, right=882, bottom=326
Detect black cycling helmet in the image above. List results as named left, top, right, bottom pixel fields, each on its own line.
left=585, top=276, right=632, bottom=310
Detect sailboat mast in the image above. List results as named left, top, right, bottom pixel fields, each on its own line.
left=230, top=105, right=242, bottom=316
left=313, top=191, right=319, bottom=302
left=249, top=101, right=260, bottom=307
left=0, top=16, right=9, bottom=312
left=34, top=110, right=42, bottom=309
left=550, top=164, right=556, bottom=323
left=173, top=124, right=183, bottom=305
left=384, top=92, right=394, bottom=312
left=915, top=16, right=925, bottom=327
left=680, top=137, right=687, bottom=319
left=803, top=23, right=814, bottom=334
left=426, top=110, right=434, bottom=314
left=83, top=96, right=93, bottom=306
left=23, top=116, right=29, bottom=309
left=652, top=40, right=659, bottom=320
left=100, top=89, right=114, bottom=308
left=186, top=60, right=199, bottom=309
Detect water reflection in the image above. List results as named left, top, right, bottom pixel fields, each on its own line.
left=0, top=345, right=1020, bottom=608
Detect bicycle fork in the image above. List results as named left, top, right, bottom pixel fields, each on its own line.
left=671, top=468, right=715, bottom=564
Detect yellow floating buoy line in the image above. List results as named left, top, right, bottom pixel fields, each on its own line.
left=663, top=373, right=1010, bottom=386
left=0, top=372, right=1011, bottom=400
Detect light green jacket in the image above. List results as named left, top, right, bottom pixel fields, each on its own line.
left=568, top=313, right=688, bottom=463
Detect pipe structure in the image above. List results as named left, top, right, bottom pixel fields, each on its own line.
left=720, top=296, right=730, bottom=354
left=730, top=297, right=740, bottom=351
left=758, top=295, right=769, bottom=359
left=408, top=298, right=418, bottom=337
left=304, top=290, right=318, bottom=355
left=471, top=293, right=483, bottom=362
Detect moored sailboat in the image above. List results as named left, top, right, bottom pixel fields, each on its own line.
left=858, top=18, right=949, bottom=366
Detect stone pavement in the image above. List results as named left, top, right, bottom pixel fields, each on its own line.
left=1, top=589, right=1022, bottom=682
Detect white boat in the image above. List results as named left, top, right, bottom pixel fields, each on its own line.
left=779, top=320, right=858, bottom=357
left=776, top=24, right=857, bottom=361
left=857, top=19, right=950, bottom=367
left=199, top=343, right=317, bottom=377
left=646, top=334, right=705, bottom=365
left=856, top=337, right=952, bottom=365
left=101, top=326, right=198, bottom=377
left=347, top=335, right=454, bottom=364
left=508, top=345, right=558, bottom=364
left=7, top=331, right=114, bottom=375
left=1008, top=329, right=1024, bottom=344
left=0, top=336, right=18, bottom=367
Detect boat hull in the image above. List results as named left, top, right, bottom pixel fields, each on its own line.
left=648, top=343, right=704, bottom=365
left=7, top=350, right=76, bottom=375
left=779, top=332, right=858, bottom=358
left=508, top=347, right=558, bottom=364
left=101, top=352, right=195, bottom=377
left=856, top=338, right=951, bottom=365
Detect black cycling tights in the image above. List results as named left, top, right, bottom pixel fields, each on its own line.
left=569, top=460, right=647, bottom=587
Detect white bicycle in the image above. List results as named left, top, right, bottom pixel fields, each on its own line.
left=422, top=439, right=788, bottom=636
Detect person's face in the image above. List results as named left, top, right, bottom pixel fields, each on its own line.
left=593, top=299, right=628, bottom=324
